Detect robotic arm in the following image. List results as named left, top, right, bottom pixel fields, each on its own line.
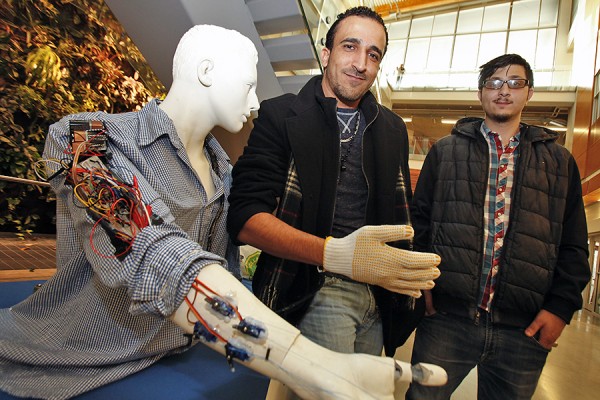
left=171, top=263, right=446, bottom=400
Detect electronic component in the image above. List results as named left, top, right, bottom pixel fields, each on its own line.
left=69, top=119, right=108, bottom=157
left=205, top=295, right=236, bottom=319
left=193, top=321, right=217, bottom=343
left=77, top=155, right=108, bottom=172
left=225, top=339, right=252, bottom=371
left=233, top=317, right=267, bottom=340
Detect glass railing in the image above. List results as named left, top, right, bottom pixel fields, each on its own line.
left=386, top=67, right=576, bottom=91
left=297, top=0, right=337, bottom=73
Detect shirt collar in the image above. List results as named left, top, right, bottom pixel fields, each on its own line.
left=137, top=99, right=181, bottom=148
left=480, top=121, right=521, bottom=144
left=137, top=99, right=231, bottom=172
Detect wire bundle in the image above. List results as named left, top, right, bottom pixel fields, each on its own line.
left=36, top=125, right=153, bottom=258
left=71, top=161, right=152, bottom=258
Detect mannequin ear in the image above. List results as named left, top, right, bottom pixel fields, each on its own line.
left=198, top=59, right=214, bottom=87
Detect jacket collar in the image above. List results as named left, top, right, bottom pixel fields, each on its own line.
left=452, top=116, right=560, bottom=143
left=292, top=75, right=379, bottom=126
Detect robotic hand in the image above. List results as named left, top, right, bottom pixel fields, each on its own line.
left=323, top=225, right=441, bottom=297
left=171, top=264, right=446, bottom=400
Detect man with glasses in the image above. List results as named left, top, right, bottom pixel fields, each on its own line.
left=407, top=53, right=591, bottom=399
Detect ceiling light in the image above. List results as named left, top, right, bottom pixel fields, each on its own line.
left=441, top=118, right=457, bottom=125
left=548, top=120, right=566, bottom=127
left=403, top=117, right=412, bottom=123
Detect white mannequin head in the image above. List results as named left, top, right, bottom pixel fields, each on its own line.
left=168, top=25, right=260, bottom=134
left=172, top=25, right=256, bottom=82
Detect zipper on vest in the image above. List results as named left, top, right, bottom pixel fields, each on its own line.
left=475, top=309, right=481, bottom=326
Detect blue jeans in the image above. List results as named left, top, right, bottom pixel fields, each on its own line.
left=297, top=274, right=383, bottom=355
left=407, top=310, right=550, bottom=400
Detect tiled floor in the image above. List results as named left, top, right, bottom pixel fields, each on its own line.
left=0, top=233, right=598, bottom=399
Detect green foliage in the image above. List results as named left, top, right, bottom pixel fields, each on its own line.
left=0, top=0, right=166, bottom=234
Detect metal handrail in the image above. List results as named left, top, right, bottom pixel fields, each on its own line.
left=0, top=174, right=50, bottom=187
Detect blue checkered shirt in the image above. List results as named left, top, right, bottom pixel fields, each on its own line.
left=0, top=99, right=239, bottom=399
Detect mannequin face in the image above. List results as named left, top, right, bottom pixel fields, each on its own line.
left=209, top=51, right=259, bottom=133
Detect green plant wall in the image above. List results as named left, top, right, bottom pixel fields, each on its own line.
left=0, top=0, right=165, bottom=235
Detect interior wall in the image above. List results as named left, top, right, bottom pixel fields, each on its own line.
left=573, top=0, right=600, bottom=233
left=573, top=0, right=600, bottom=203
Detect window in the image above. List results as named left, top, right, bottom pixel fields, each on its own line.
left=511, top=0, right=541, bottom=29
left=482, top=3, right=510, bottom=31
left=457, top=8, right=483, bottom=34
left=478, top=32, right=507, bottom=67
left=428, top=36, right=453, bottom=71
left=410, top=15, right=434, bottom=37
left=384, top=0, right=560, bottom=90
left=432, top=12, right=457, bottom=35
left=592, top=72, right=600, bottom=123
left=452, top=34, right=480, bottom=70
left=406, top=37, right=430, bottom=71
left=507, top=30, right=538, bottom=62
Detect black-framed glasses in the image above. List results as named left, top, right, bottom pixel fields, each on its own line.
left=483, top=78, right=530, bottom=90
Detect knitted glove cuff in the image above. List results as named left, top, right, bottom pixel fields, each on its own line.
left=323, top=236, right=354, bottom=278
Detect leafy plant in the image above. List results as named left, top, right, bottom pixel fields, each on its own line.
left=0, top=0, right=165, bottom=234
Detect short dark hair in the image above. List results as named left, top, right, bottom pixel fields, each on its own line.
left=325, top=6, right=388, bottom=56
left=478, top=53, right=534, bottom=89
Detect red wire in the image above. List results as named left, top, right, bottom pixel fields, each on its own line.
left=184, top=297, right=228, bottom=343
left=192, top=279, right=244, bottom=321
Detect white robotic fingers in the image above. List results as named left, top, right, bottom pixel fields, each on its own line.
left=394, top=361, right=448, bottom=386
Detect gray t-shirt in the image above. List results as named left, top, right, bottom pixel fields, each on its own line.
left=332, top=108, right=368, bottom=238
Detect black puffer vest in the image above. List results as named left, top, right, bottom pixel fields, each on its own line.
left=415, top=117, right=586, bottom=327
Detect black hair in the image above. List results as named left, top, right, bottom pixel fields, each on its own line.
left=478, top=53, right=534, bottom=89
left=325, top=6, right=388, bottom=56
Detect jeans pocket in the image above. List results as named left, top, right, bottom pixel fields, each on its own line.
left=322, top=275, right=343, bottom=287
left=528, top=333, right=552, bottom=352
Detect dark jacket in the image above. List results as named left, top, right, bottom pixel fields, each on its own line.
left=411, top=117, right=591, bottom=328
left=228, top=76, right=418, bottom=355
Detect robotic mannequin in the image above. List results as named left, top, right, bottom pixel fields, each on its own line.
left=0, top=25, right=443, bottom=400
left=165, top=26, right=446, bottom=399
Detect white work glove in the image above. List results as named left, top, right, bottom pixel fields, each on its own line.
left=323, top=225, right=441, bottom=297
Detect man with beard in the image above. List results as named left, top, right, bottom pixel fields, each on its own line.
left=407, top=53, right=591, bottom=399
left=227, top=6, right=442, bottom=391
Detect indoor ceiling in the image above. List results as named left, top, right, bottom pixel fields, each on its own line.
left=363, top=0, right=572, bottom=146
left=370, top=0, right=473, bottom=15
left=342, top=0, right=486, bottom=16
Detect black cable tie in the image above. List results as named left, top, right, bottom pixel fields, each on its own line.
left=47, top=167, right=66, bottom=182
